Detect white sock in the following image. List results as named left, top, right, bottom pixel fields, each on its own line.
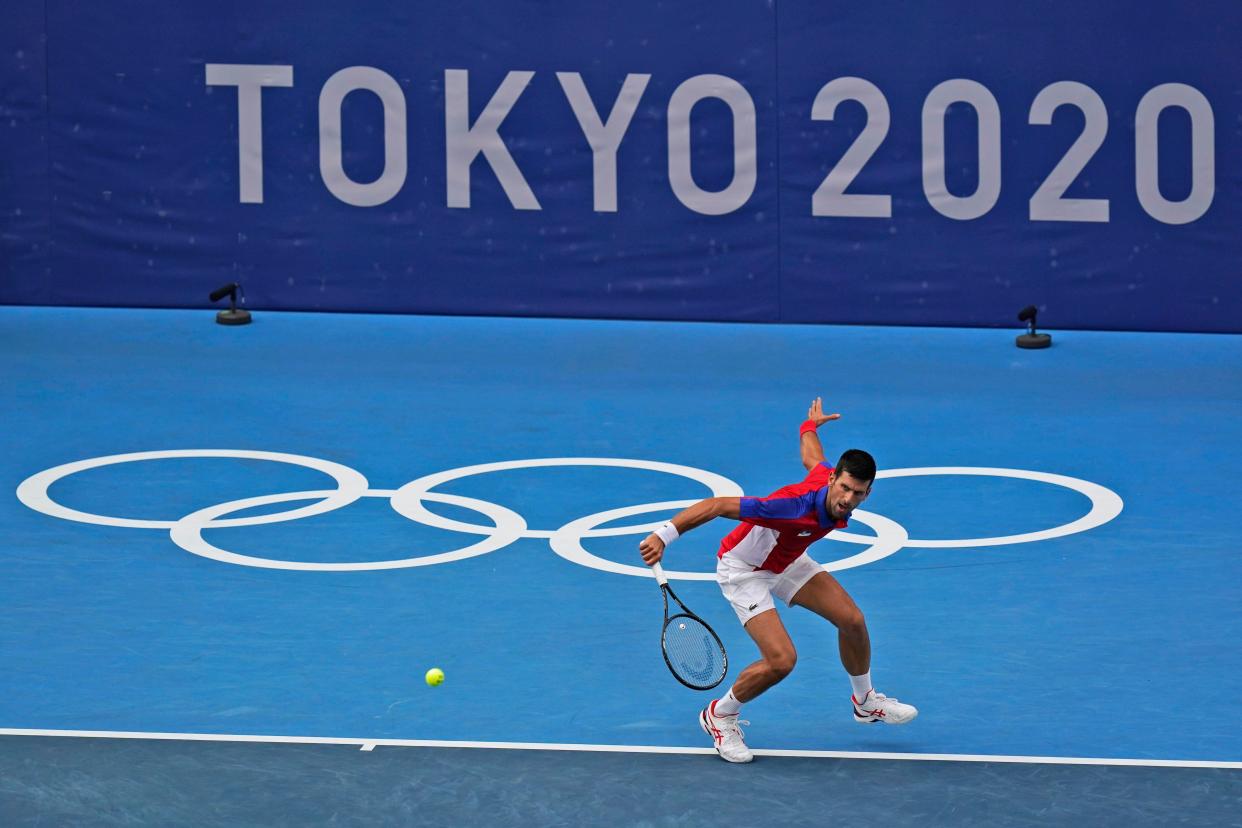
left=713, top=687, right=742, bottom=717
left=849, top=672, right=872, bottom=702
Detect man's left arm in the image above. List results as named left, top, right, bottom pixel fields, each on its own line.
left=800, top=396, right=840, bottom=470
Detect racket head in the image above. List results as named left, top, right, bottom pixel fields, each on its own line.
left=661, top=611, right=728, bottom=690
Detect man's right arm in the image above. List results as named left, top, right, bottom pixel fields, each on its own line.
left=637, top=497, right=741, bottom=565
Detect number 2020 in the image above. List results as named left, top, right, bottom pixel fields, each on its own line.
left=812, top=78, right=1215, bottom=225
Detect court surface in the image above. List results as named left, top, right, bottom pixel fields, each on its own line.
left=2, top=306, right=1240, bottom=825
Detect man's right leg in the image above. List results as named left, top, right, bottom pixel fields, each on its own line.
left=701, top=609, right=797, bottom=763
left=715, top=549, right=800, bottom=706
left=732, top=608, right=798, bottom=701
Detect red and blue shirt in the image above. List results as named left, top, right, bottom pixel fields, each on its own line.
left=718, top=462, right=848, bottom=573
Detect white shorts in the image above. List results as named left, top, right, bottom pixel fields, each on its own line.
left=716, top=551, right=824, bottom=626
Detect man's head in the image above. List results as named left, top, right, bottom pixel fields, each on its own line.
left=827, top=449, right=875, bottom=521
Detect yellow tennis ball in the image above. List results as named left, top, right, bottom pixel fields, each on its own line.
left=425, top=667, right=445, bottom=687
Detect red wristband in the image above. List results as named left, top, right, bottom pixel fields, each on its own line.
left=799, top=419, right=818, bottom=435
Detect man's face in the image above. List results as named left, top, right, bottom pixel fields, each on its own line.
left=827, top=470, right=871, bottom=520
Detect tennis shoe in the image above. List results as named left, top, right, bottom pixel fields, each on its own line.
left=852, top=689, right=918, bottom=724
left=699, top=703, right=753, bottom=763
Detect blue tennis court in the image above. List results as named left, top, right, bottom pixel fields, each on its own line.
left=2, top=306, right=1239, bottom=824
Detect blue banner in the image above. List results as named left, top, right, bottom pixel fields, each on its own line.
left=1, top=1, right=1239, bottom=331
left=777, top=1, right=1240, bottom=331
left=0, top=0, right=50, bottom=304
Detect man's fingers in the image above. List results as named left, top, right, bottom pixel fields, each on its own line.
left=639, top=534, right=665, bottom=565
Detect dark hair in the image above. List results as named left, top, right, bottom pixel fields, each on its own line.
left=835, top=449, right=876, bottom=484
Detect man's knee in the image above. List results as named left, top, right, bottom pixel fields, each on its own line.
left=765, top=649, right=797, bottom=681
left=838, top=607, right=867, bottom=638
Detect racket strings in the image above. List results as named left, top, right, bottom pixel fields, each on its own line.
left=663, top=615, right=725, bottom=685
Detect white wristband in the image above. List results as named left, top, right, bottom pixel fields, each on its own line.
left=655, top=522, right=680, bottom=546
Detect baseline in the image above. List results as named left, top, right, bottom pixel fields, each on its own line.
left=1, top=728, right=1236, bottom=770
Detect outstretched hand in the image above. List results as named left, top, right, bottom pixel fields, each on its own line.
left=807, top=396, right=841, bottom=426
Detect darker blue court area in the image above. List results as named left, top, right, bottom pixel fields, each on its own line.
left=2, top=737, right=1241, bottom=827
left=2, top=307, right=1240, bottom=824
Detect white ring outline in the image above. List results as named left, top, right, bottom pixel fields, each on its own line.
left=550, top=502, right=911, bottom=580
left=175, top=458, right=744, bottom=570
left=830, top=467, right=1124, bottom=548
left=15, top=450, right=368, bottom=529
left=15, top=453, right=1124, bottom=576
left=170, top=489, right=525, bottom=571
left=390, top=458, right=743, bottom=538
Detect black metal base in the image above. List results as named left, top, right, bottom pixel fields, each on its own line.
left=216, top=309, right=252, bottom=326
left=1016, top=332, right=1051, bottom=349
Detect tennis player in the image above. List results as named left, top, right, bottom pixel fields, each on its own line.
left=638, top=398, right=917, bottom=763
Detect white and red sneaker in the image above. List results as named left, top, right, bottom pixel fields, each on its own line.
left=852, top=689, right=918, bottom=724
left=699, top=702, right=753, bottom=763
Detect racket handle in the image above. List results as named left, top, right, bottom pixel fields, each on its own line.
left=650, top=561, right=670, bottom=586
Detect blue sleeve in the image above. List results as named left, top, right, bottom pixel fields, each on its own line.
left=740, top=495, right=810, bottom=521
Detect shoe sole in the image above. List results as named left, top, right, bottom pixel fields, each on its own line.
left=699, top=708, right=753, bottom=763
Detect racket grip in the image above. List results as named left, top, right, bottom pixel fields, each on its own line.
left=650, top=561, right=669, bottom=586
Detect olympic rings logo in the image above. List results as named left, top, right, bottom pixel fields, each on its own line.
left=16, top=450, right=1124, bottom=579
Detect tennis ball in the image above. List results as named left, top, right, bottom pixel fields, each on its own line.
left=425, top=667, right=445, bottom=687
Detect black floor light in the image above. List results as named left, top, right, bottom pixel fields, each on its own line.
left=209, top=282, right=251, bottom=326
left=1016, top=305, right=1050, bottom=349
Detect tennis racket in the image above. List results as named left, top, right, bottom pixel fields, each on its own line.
left=650, top=562, right=727, bottom=690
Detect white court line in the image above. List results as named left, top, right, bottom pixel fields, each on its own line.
left=1, top=728, right=1238, bottom=770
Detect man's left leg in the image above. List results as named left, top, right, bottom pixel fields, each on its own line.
left=790, top=570, right=918, bottom=725
left=789, top=571, right=870, bottom=675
